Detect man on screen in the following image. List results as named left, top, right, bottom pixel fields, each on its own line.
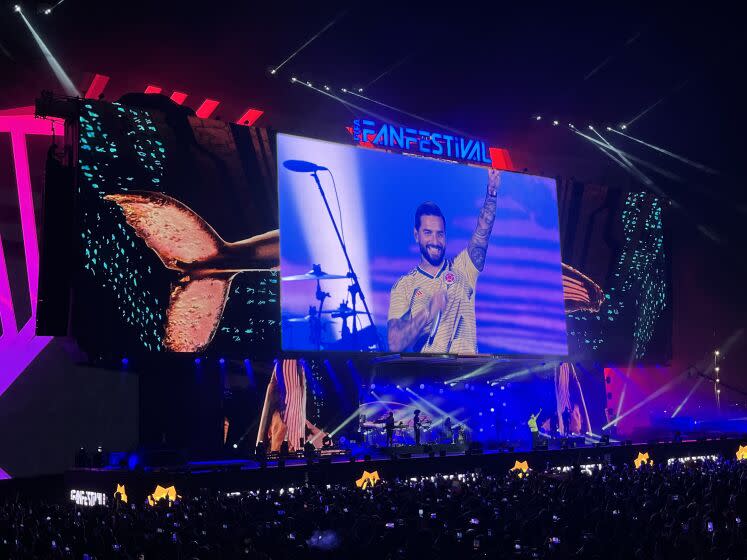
left=387, top=169, right=500, bottom=354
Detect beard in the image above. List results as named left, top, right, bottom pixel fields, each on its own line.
left=419, top=242, right=445, bottom=267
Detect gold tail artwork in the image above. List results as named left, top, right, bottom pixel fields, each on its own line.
left=105, top=191, right=279, bottom=352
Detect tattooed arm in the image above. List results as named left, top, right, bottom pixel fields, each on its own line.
left=467, top=169, right=500, bottom=271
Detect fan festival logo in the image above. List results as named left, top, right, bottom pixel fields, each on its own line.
left=353, top=119, right=492, bottom=165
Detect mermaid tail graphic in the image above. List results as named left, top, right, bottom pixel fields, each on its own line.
left=105, top=191, right=278, bottom=352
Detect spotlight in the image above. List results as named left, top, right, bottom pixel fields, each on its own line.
left=44, top=8, right=51, bottom=14
left=716, top=367, right=720, bottom=372
left=307, top=82, right=312, bottom=86
left=716, top=378, right=720, bottom=383
left=569, top=123, right=575, bottom=128
left=270, top=69, right=277, bottom=75
left=13, top=5, right=21, bottom=12
left=244, top=358, right=250, bottom=365
left=535, top=115, right=542, bottom=121
left=490, top=407, right=495, bottom=412
left=121, top=358, right=129, bottom=365
left=715, top=350, right=720, bottom=356
left=358, top=88, right=363, bottom=92
left=370, top=383, right=376, bottom=390
left=588, top=125, right=594, bottom=130
left=552, top=120, right=559, bottom=126
left=219, top=358, right=225, bottom=365
left=324, top=85, right=330, bottom=91
left=291, top=77, right=297, bottom=82
left=620, top=124, right=627, bottom=130
left=233, top=443, right=238, bottom=449
left=606, top=126, right=612, bottom=131
left=194, top=358, right=201, bottom=365
left=419, top=383, right=425, bottom=390
left=341, top=88, right=347, bottom=93
left=396, top=385, right=401, bottom=390
left=717, top=389, right=721, bottom=394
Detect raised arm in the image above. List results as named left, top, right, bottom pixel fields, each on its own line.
left=467, top=169, right=501, bottom=271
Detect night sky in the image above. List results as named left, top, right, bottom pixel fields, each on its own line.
left=1, top=1, right=745, bottom=271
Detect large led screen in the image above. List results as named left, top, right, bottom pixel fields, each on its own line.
left=277, top=134, right=568, bottom=356
left=71, top=99, right=280, bottom=355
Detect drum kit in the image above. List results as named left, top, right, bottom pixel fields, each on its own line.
left=358, top=418, right=441, bottom=447
left=283, top=263, right=379, bottom=351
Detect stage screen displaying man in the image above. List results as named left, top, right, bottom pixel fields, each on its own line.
left=277, top=133, right=568, bottom=356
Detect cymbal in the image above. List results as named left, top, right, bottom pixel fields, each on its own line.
left=320, top=304, right=366, bottom=317
left=282, top=268, right=347, bottom=281
left=286, top=316, right=332, bottom=324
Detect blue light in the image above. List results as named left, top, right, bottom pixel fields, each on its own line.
left=419, top=383, right=425, bottom=390
left=490, top=407, right=495, bottom=412
left=121, top=358, right=128, bottom=365
left=127, top=453, right=140, bottom=470
left=244, top=358, right=250, bottom=364
left=219, top=358, right=225, bottom=365
left=194, top=358, right=201, bottom=365
left=370, top=383, right=376, bottom=390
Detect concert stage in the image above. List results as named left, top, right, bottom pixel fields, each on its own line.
left=57, top=437, right=747, bottom=506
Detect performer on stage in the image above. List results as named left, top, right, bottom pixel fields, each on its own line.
left=444, top=417, right=453, bottom=443
left=384, top=411, right=395, bottom=447
left=387, top=169, right=501, bottom=354
left=528, top=408, right=542, bottom=449
left=413, top=410, right=422, bottom=446
left=561, top=406, right=572, bottom=436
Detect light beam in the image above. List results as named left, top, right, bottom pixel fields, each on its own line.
left=17, top=10, right=80, bottom=96
left=271, top=9, right=348, bottom=74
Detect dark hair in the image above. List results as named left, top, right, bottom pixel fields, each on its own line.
left=415, top=202, right=445, bottom=230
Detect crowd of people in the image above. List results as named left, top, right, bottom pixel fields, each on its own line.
left=2, top=458, right=747, bottom=559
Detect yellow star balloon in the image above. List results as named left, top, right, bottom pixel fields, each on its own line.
left=114, top=484, right=128, bottom=504
left=510, top=460, right=530, bottom=478
left=147, top=484, right=181, bottom=506
left=355, top=470, right=381, bottom=489
left=634, top=452, right=652, bottom=468
left=736, top=445, right=747, bottom=461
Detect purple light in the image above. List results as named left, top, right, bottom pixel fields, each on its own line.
left=195, top=358, right=201, bottom=365
left=419, top=383, right=425, bottom=390
left=0, top=112, right=56, bottom=401
left=0, top=111, right=58, bottom=478
left=219, top=358, right=225, bottom=365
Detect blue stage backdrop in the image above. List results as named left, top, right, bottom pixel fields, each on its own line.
left=277, top=134, right=568, bottom=357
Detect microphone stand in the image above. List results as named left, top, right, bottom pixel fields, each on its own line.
left=309, top=170, right=381, bottom=351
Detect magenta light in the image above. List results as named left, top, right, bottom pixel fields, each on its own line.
left=236, top=108, right=264, bottom=126
left=169, top=91, right=188, bottom=105
left=0, top=113, right=55, bottom=396
left=84, top=73, right=110, bottom=100
left=195, top=98, right=220, bottom=119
